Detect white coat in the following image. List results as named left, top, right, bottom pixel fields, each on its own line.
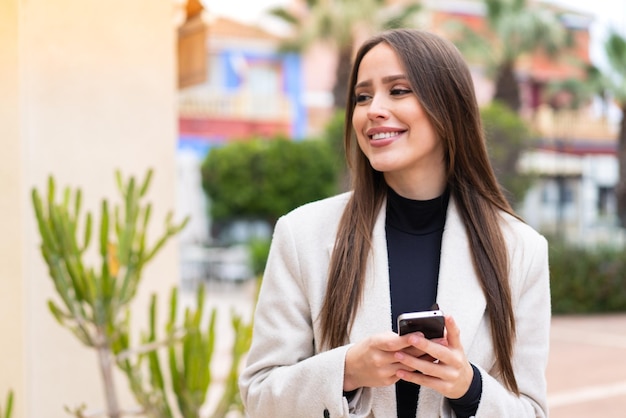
left=239, top=192, right=550, bottom=418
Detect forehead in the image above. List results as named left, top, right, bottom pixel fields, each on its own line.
left=355, top=43, right=406, bottom=82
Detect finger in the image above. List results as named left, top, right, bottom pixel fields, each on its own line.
left=402, top=345, right=427, bottom=358
left=394, top=350, right=450, bottom=379
left=406, top=332, right=450, bottom=364
left=444, top=315, right=462, bottom=349
left=432, top=337, right=449, bottom=347
left=374, top=332, right=424, bottom=352
left=396, top=368, right=442, bottom=388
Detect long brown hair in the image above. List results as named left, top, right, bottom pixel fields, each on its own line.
left=319, top=29, right=521, bottom=394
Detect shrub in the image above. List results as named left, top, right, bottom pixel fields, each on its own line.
left=481, top=101, right=537, bottom=207
left=201, top=136, right=338, bottom=227
left=549, top=237, right=626, bottom=313
left=247, top=238, right=272, bottom=277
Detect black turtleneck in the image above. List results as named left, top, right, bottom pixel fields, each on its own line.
left=385, top=187, right=483, bottom=418
left=386, top=187, right=449, bottom=328
left=386, top=187, right=449, bottom=418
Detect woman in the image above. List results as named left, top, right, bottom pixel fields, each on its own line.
left=239, top=29, right=550, bottom=418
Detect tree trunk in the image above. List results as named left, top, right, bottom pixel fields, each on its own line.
left=616, top=104, right=626, bottom=228
left=494, top=61, right=521, bottom=112
left=332, top=45, right=353, bottom=110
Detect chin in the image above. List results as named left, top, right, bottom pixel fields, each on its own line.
left=368, top=159, right=399, bottom=174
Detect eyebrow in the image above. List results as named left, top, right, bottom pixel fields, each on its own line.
left=354, top=74, right=408, bottom=89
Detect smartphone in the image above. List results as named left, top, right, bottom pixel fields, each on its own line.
left=397, top=308, right=445, bottom=338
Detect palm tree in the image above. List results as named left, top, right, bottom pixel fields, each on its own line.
left=268, top=0, right=420, bottom=109
left=544, top=64, right=604, bottom=111
left=603, top=29, right=626, bottom=227
left=454, top=0, right=570, bottom=112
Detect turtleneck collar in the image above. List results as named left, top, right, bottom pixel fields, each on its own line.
left=385, top=186, right=450, bottom=235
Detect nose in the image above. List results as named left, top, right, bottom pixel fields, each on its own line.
left=366, top=95, right=390, bottom=120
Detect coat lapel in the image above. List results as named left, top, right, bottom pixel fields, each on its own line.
left=436, top=198, right=486, bottom=350
left=345, top=196, right=487, bottom=417
left=368, top=201, right=399, bottom=417
left=345, top=200, right=398, bottom=416
left=418, top=198, right=487, bottom=417
left=349, top=200, right=393, bottom=341
left=349, top=197, right=486, bottom=348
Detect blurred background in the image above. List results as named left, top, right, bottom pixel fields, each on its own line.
left=1, top=0, right=625, bottom=417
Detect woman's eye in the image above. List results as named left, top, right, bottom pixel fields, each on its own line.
left=390, top=88, right=412, bottom=96
left=355, top=94, right=371, bottom=103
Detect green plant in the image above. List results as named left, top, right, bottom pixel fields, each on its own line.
left=481, top=101, right=537, bottom=207
left=210, top=309, right=254, bottom=418
left=247, top=238, right=271, bottom=277
left=1, top=390, right=13, bottom=418
left=548, top=236, right=626, bottom=313
left=269, top=0, right=420, bottom=109
left=31, top=170, right=187, bottom=417
left=114, top=285, right=217, bottom=418
left=601, top=29, right=626, bottom=227
left=201, top=136, right=338, bottom=227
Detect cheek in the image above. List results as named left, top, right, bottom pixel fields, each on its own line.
left=351, top=109, right=368, bottom=138
left=352, top=106, right=366, bottom=125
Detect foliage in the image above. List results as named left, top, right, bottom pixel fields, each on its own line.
left=201, top=136, right=339, bottom=227
left=32, top=170, right=187, bottom=417
left=0, top=390, right=13, bottom=418
left=605, top=29, right=626, bottom=104
left=323, top=110, right=346, bottom=170
left=114, top=286, right=216, bottom=418
left=268, top=0, right=421, bottom=108
left=544, top=64, right=607, bottom=111
left=247, top=238, right=272, bottom=277
left=32, top=170, right=252, bottom=417
left=602, top=29, right=626, bottom=227
left=452, top=0, right=569, bottom=111
left=549, top=236, right=626, bottom=313
left=209, top=309, right=254, bottom=418
left=114, top=283, right=252, bottom=418
left=323, top=110, right=350, bottom=191
left=481, top=101, right=536, bottom=207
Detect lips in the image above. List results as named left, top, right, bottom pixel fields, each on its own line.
left=371, top=131, right=402, bottom=140
left=366, top=127, right=406, bottom=141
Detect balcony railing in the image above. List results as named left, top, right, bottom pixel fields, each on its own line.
left=531, top=105, right=617, bottom=142
left=179, top=90, right=292, bottom=121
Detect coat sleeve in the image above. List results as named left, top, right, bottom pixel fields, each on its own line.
left=473, top=231, right=551, bottom=418
left=238, top=215, right=374, bottom=418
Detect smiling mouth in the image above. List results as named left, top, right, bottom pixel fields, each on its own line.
left=370, top=131, right=404, bottom=140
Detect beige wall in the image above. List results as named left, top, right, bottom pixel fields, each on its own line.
left=0, top=1, right=180, bottom=416
left=0, top=1, right=26, bottom=417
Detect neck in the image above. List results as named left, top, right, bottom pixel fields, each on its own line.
left=384, top=171, right=446, bottom=200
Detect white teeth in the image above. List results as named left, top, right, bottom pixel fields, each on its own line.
left=371, top=131, right=400, bottom=140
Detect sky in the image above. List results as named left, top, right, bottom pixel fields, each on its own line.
left=203, top=0, right=626, bottom=69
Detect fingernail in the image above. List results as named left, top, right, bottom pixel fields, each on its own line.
left=395, top=352, right=404, bottom=360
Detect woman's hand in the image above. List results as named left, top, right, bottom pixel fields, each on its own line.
left=343, top=331, right=447, bottom=392
left=394, top=315, right=474, bottom=399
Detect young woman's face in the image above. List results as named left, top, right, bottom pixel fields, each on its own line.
left=352, top=43, right=446, bottom=199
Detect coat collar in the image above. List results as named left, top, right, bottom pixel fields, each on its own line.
left=352, top=196, right=486, bottom=343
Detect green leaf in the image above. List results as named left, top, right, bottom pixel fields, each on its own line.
left=139, top=168, right=153, bottom=197
left=3, top=389, right=13, bottom=418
